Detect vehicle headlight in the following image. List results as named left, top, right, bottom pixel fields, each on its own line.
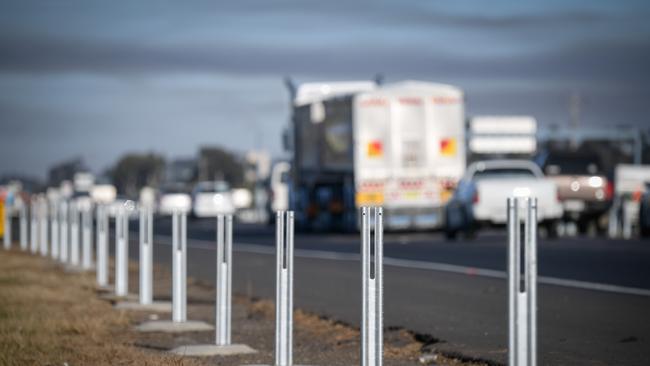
left=588, top=176, right=603, bottom=188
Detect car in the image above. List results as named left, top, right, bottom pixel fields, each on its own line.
left=537, top=151, right=613, bottom=234
left=191, top=181, right=235, bottom=218
left=157, top=182, right=192, bottom=215
left=445, top=160, right=563, bottom=239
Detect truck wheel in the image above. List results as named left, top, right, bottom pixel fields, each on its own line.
left=444, top=229, right=458, bottom=241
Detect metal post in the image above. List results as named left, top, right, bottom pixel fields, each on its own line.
left=81, top=204, right=93, bottom=270
left=139, top=206, right=154, bottom=305
left=275, top=211, right=294, bottom=366
left=30, top=201, right=38, bottom=254
left=96, top=204, right=109, bottom=287
left=20, top=203, right=27, bottom=251
left=172, top=210, right=187, bottom=322
left=115, top=207, right=129, bottom=296
left=51, top=201, right=59, bottom=260
left=215, top=214, right=233, bottom=346
left=59, top=201, right=69, bottom=263
left=508, top=197, right=538, bottom=366
left=39, top=199, right=48, bottom=256
left=70, top=203, right=80, bottom=266
left=3, top=203, right=10, bottom=250
left=361, top=207, right=383, bottom=366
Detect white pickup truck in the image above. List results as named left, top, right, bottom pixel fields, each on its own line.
left=445, top=160, right=563, bottom=238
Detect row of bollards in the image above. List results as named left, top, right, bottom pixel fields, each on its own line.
left=1, top=196, right=538, bottom=366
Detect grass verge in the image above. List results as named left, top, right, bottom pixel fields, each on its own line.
left=0, top=249, right=199, bottom=366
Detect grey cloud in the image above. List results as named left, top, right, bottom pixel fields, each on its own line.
left=1, top=33, right=649, bottom=86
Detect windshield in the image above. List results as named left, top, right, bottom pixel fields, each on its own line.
left=544, top=155, right=601, bottom=175
left=194, top=181, right=230, bottom=193
left=473, top=168, right=536, bottom=180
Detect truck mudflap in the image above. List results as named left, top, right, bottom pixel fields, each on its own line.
left=383, top=206, right=446, bottom=231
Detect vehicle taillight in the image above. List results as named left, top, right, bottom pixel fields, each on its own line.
left=472, top=191, right=479, bottom=204
left=605, top=180, right=614, bottom=201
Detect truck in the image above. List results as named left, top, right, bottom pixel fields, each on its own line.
left=445, top=160, right=564, bottom=238
left=286, top=80, right=466, bottom=231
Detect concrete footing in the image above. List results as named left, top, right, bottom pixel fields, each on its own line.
left=135, top=320, right=214, bottom=333
left=169, top=344, right=257, bottom=356
left=114, top=301, right=172, bottom=312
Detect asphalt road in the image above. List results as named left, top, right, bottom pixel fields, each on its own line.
left=124, top=217, right=650, bottom=365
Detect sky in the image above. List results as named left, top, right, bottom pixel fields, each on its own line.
left=1, top=0, right=649, bottom=179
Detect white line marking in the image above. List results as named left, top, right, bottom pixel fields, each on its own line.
left=151, top=234, right=650, bottom=297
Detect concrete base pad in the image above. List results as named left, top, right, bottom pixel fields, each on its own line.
left=99, top=293, right=139, bottom=302
left=170, top=344, right=257, bottom=356
left=114, top=301, right=172, bottom=312
left=135, top=320, right=214, bottom=333
left=95, top=284, right=113, bottom=293
left=63, top=265, right=87, bottom=273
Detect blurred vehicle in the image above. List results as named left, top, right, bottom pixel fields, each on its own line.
left=268, top=161, right=290, bottom=217
left=613, top=164, right=650, bottom=238
left=73, top=172, right=95, bottom=194
left=537, top=151, right=613, bottom=233
left=157, top=182, right=192, bottom=215
left=231, top=188, right=253, bottom=210
left=139, top=186, right=156, bottom=208
left=639, top=183, right=650, bottom=238
left=263, top=161, right=290, bottom=224
left=106, top=197, right=138, bottom=218
left=91, top=184, right=117, bottom=204
left=286, top=80, right=465, bottom=231
left=445, top=160, right=563, bottom=239
left=191, top=181, right=235, bottom=217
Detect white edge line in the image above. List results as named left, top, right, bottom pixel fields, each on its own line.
left=152, top=234, right=650, bottom=297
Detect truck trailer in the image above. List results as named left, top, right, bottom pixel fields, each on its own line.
left=286, top=80, right=465, bottom=231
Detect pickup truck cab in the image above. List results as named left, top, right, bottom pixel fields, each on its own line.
left=445, top=160, right=563, bottom=239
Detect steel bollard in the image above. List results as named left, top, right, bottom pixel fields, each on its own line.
left=115, top=207, right=129, bottom=296
left=20, top=203, right=27, bottom=251
left=39, top=198, right=48, bottom=256
left=172, top=209, right=187, bottom=322
left=70, top=203, right=80, bottom=266
left=508, top=197, right=538, bottom=366
left=96, top=204, right=109, bottom=287
left=30, top=201, right=38, bottom=253
left=51, top=201, right=59, bottom=259
left=215, top=214, right=233, bottom=346
left=59, top=201, right=69, bottom=263
left=3, top=203, right=11, bottom=250
left=361, top=207, right=383, bottom=366
left=139, top=206, right=154, bottom=305
left=81, top=204, right=93, bottom=270
left=275, top=210, right=294, bottom=366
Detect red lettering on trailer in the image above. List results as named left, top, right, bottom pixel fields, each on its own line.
left=398, top=97, right=422, bottom=105
left=431, top=96, right=459, bottom=104
left=360, top=98, right=388, bottom=107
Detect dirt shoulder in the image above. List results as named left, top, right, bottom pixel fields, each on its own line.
left=0, top=248, right=487, bottom=366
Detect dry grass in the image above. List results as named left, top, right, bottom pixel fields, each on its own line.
left=0, top=249, right=200, bottom=366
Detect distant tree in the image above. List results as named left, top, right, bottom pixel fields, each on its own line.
left=198, top=147, right=244, bottom=186
left=111, top=153, right=165, bottom=198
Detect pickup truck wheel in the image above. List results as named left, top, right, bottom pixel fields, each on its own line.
left=545, top=220, right=560, bottom=239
